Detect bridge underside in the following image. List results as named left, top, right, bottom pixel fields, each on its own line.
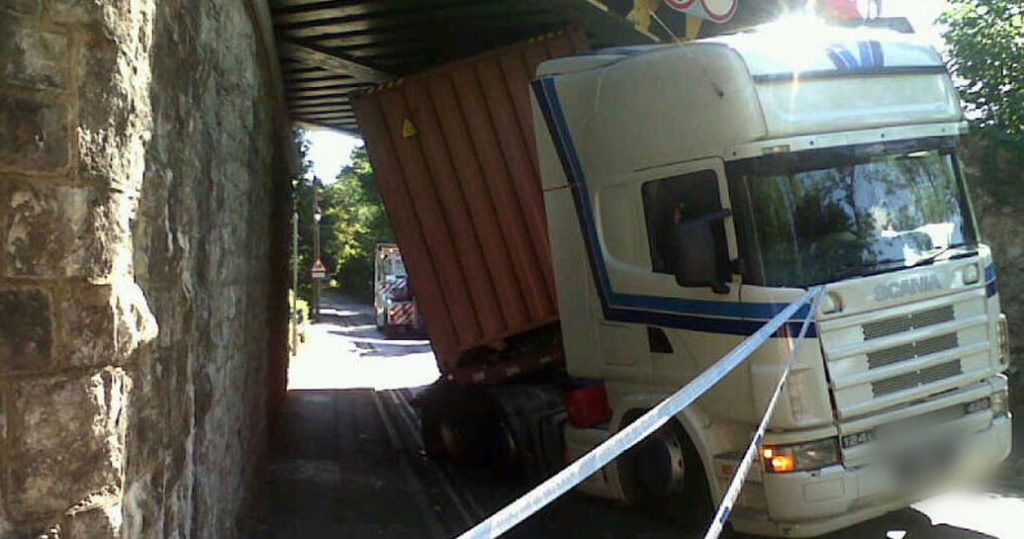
left=269, top=0, right=798, bottom=134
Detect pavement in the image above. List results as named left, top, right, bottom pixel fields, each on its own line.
left=244, top=293, right=441, bottom=538
left=244, top=292, right=1024, bottom=539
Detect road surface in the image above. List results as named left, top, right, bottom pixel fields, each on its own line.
left=245, top=292, right=1024, bottom=539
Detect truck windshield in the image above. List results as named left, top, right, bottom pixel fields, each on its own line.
left=385, top=256, right=407, bottom=278
left=728, top=139, right=978, bottom=287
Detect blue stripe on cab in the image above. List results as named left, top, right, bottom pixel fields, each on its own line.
left=858, top=41, right=874, bottom=68
left=985, top=265, right=997, bottom=297
left=610, top=291, right=811, bottom=320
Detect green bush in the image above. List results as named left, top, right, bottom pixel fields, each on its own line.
left=288, top=290, right=311, bottom=352
left=294, top=292, right=310, bottom=325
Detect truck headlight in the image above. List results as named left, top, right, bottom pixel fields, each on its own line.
left=997, top=314, right=1010, bottom=365
left=963, top=263, right=980, bottom=285
left=761, top=439, right=840, bottom=473
left=991, top=388, right=1009, bottom=416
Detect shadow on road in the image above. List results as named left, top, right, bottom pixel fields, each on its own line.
left=725, top=506, right=998, bottom=539
left=248, top=388, right=439, bottom=538
left=500, top=494, right=1003, bottom=539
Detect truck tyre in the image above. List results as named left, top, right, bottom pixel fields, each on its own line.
left=619, top=419, right=712, bottom=527
left=486, top=385, right=567, bottom=477
left=417, top=384, right=495, bottom=466
left=419, top=401, right=447, bottom=459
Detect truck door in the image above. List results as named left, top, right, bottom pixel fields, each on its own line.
left=597, top=158, right=747, bottom=388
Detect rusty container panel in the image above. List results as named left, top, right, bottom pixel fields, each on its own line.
left=353, top=30, right=587, bottom=371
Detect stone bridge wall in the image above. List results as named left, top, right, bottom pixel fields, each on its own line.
left=964, top=137, right=1024, bottom=410
left=0, top=1, right=290, bottom=537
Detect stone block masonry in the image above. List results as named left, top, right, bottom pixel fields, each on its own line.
left=0, top=1, right=292, bottom=538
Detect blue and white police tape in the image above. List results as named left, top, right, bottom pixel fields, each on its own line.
left=457, top=286, right=824, bottom=539
left=703, top=286, right=824, bottom=539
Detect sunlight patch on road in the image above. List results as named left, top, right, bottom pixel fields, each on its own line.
left=288, top=318, right=441, bottom=391
left=913, top=490, right=1024, bottom=538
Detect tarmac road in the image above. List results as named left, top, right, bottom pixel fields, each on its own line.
left=245, top=292, right=1024, bottom=539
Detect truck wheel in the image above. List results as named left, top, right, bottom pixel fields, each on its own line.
left=620, top=420, right=712, bottom=527
left=417, top=385, right=494, bottom=466
left=439, top=416, right=469, bottom=462
left=420, top=402, right=447, bottom=459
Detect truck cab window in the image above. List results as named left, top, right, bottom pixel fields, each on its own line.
left=641, top=170, right=730, bottom=288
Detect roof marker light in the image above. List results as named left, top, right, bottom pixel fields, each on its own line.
left=762, top=144, right=791, bottom=155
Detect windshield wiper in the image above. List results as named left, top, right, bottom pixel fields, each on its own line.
left=909, top=242, right=978, bottom=268
left=834, top=258, right=907, bottom=281
left=834, top=243, right=979, bottom=282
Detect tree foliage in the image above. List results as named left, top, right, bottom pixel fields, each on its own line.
left=941, top=0, right=1024, bottom=138
left=323, top=146, right=394, bottom=298
left=942, top=0, right=1024, bottom=203
left=291, top=130, right=319, bottom=299
left=291, top=132, right=394, bottom=300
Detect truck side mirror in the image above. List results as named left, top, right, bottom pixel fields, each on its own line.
left=673, top=211, right=730, bottom=294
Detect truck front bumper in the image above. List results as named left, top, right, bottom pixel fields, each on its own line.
left=731, top=413, right=1011, bottom=537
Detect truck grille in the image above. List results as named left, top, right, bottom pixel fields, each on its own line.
left=871, top=360, right=963, bottom=396
left=862, top=305, right=955, bottom=340
left=866, top=333, right=958, bottom=369
left=819, top=289, right=992, bottom=419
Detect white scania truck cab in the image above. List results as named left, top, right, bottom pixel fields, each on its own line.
left=531, top=23, right=1012, bottom=537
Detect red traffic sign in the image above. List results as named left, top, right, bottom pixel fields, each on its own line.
left=311, top=258, right=327, bottom=279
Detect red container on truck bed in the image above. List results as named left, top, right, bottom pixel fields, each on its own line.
left=353, top=30, right=588, bottom=372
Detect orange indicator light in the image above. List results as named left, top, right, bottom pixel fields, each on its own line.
left=770, top=455, right=795, bottom=473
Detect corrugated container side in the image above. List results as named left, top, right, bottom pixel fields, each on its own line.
left=353, top=30, right=587, bottom=371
